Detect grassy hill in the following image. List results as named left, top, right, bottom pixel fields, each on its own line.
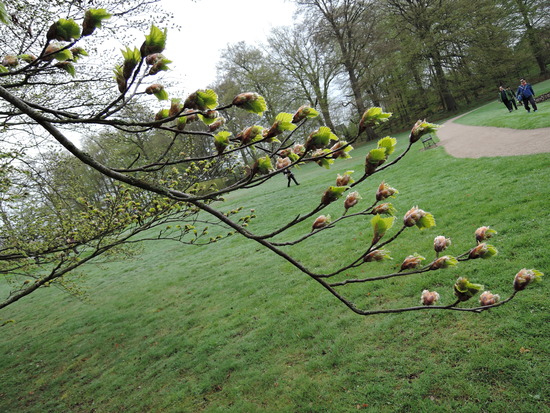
left=1, top=100, right=548, bottom=412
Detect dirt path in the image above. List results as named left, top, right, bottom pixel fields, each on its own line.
left=436, top=114, right=550, bottom=158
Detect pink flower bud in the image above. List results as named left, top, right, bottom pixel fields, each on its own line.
left=363, top=249, right=391, bottom=262
left=513, top=268, right=543, bottom=291
left=479, top=291, right=500, bottom=306
left=372, top=203, right=396, bottom=216
left=400, top=254, right=425, bottom=271
left=344, top=191, right=361, bottom=211
left=276, top=157, right=292, bottom=170
left=336, top=174, right=351, bottom=187
left=429, top=255, right=458, bottom=270
left=434, top=236, right=451, bottom=253
left=475, top=226, right=497, bottom=243
left=404, top=206, right=425, bottom=227
left=145, top=84, right=164, bottom=95
left=312, top=215, right=331, bottom=231
left=468, top=243, right=498, bottom=259
left=293, top=144, right=305, bottom=156
left=376, top=181, right=398, bottom=201
left=421, top=290, right=440, bottom=305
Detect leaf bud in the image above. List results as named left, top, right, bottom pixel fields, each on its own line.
left=312, top=214, right=331, bottom=231
left=479, top=291, right=500, bottom=306
left=400, top=254, right=426, bottom=271
left=434, top=236, right=451, bottom=253
left=420, top=290, right=440, bottom=305
left=513, top=268, right=543, bottom=291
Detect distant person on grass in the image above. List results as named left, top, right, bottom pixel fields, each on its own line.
left=283, top=168, right=299, bottom=187
left=516, top=78, right=538, bottom=113
left=498, top=86, right=515, bottom=112
left=506, top=87, right=518, bottom=110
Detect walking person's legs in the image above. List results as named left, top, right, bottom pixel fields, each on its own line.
left=522, top=98, right=531, bottom=112
left=528, top=96, right=538, bottom=112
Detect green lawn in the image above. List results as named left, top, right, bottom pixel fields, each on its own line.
left=455, top=79, right=550, bottom=129
left=1, top=103, right=548, bottom=412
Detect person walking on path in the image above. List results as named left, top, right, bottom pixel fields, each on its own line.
left=516, top=78, right=538, bottom=113
left=506, top=87, right=518, bottom=110
left=498, top=86, right=514, bottom=112
left=283, top=168, right=299, bottom=187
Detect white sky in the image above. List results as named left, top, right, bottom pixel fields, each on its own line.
left=161, top=0, right=297, bottom=92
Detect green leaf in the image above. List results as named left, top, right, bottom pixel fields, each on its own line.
left=306, top=126, right=338, bottom=150
left=377, top=136, right=397, bottom=156
left=371, top=215, right=395, bottom=242
left=214, top=131, right=231, bottom=154
left=0, top=65, right=7, bottom=73
left=82, top=9, right=112, bottom=36
left=416, top=212, right=436, bottom=230
left=48, top=19, right=81, bottom=42
left=141, top=25, right=167, bottom=56
left=256, top=156, right=273, bottom=175
left=366, top=148, right=387, bottom=164
left=454, top=277, right=483, bottom=301
left=56, top=62, right=76, bottom=77
left=53, top=48, right=74, bottom=62
left=0, top=2, right=11, bottom=25
left=274, top=112, right=297, bottom=132
left=321, top=186, right=347, bottom=205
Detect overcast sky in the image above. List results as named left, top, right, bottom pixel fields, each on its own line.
left=161, top=0, right=297, bottom=92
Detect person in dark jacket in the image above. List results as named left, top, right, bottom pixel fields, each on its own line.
left=516, top=78, right=538, bottom=113
left=283, top=168, right=299, bottom=187
left=498, top=86, right=514, bottom=112
left=506, top=87, right=518, bottom=110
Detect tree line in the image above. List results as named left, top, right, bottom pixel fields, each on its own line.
left=216, top=0, right=549, bottom=134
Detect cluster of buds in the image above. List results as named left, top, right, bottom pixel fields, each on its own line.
left=2, top=55, right=18, bottom=68
left=237, top=125, right=264, bottom=145
left=82, top=8, right=112, bottom=37
left=140, top=25, right=167, bottom=57
left=305, top=126, right=338, bottom=152
left=344, top=191, right=361, bottom=212
left=311, top=149, right=334, bottom=169
left=312, top=215, right=331, bottom=231
left=376, top=181, right=398, bottom=201
left=292, top=105, right=319, bottom=123
left=146, top=53, right=171, bottom=75
left=513, top=268, right=544, bottom=291
left=434, top=236, right=451, bottom=253
left=363, top=249, right=392, bottom=262
left=276, top=157, right=292, bottom=170
left=358, top=107, right=392, bottom=134
left=403, top=206, right=435, bottom=230
left=421, top=290, right=440, bottom=306
left=475, top=226, right=497, bottom=243
left=184, top=89, right=218, bottom=111
left=264, top=113, right=297, bottom=141
left=430, top=255, right=458, bottom=270
left=400, top=254, right=426, bottom=271
left=232, top=92, right=267, bottom=116
left=409, top=119, right=440, bottom=143
left=330, top=141, right=353, bottom=159
left=145, top=84, right=168, bottom=101
left=336, top=171, right=354, bottom=187
left=371, top=202, right=396, bottom=216
left=479, top=291, right=500, bottom=306
left=468, top=243, right=498, bottom=260
left=175, top=109, right=199, bottom=130
left=453, top=277, right=483, bottom=302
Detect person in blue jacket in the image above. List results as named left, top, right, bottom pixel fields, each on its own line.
left=516, top=78, right=538, bottom=113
